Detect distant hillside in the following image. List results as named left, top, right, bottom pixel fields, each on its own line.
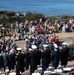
left=0, top=10, right=74, bottom=27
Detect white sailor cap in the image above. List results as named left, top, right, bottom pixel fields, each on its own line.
left=62, top=42, right=67, bottom=45
left=53, top=43, right=58, bottom=48
left=43, top=44, right=48, bottom=47
left=9, top=49, right=14, bottom=53
left=25, top=39, right=28, bottom=41
left=17, top=48, right=22, bottom=50
left=31, top=45, right=37, bottom=49
left=29, top=48, right=32, bottom=51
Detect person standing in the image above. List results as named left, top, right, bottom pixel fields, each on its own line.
left=36, top=49, right=41, bottom=66
left=0, top=51, right=4, bottom=72
left=52, top=44, right=60, bottom=69
left=25, top=48, right=31, bottom=70
left=41, top=44, right=51, bottom=75
left=16, top=48, right=25, bottom=75
left=3, top=51, right=8, bottom=71
left=12, top=32, right=16, bottom=40
left=8, top=49, right=15, bottom=71
left=60, top=42, right=69, bottom=67
left=29, top=45, right=38, bottom=75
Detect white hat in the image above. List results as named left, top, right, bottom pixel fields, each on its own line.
left=9, top=49, right=14, bottom=53
left=43, top=44, right=48, bottom=47
left=53, top=43, right=58, bottom=48
left=29, top=48, right=32, bottom=51
left=25, top=39, right=28, bottom=41
left=31, top=45, right=37, bottom=49
left=62, top=42, right=67, bottom=45
left=17, top=48, right=22, bottom=50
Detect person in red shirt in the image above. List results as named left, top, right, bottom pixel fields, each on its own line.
left=50, top=35, right=55, bottom=43
left=54, top=35, right=59, bottom=46
left=55, top=35, right=59, bottom=43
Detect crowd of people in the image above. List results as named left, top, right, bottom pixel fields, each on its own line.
left=0, top=17, right=74, bottom=75
left=0, top=18, right=74, bottom=40
left=0, top=33, right=70, bottom=75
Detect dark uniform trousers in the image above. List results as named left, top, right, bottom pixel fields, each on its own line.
left=41, top=50, right=51, bottom=75
left=16, top=53, right=25, bottom=75
left=16, top=63, right=24, bottom=75
left=61, top=47, right=69, bottom=66
left=29, top=51, right=38, bottom=75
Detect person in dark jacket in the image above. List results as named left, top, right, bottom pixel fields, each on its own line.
left=36, top=49, right=41, bottom=66
left=60, top=42, right=69, bottom=67
left=25, top=49, right=31, bottom=70
left=29, top=45, right=38, bottom=75
left=0, top=51, right=4, bottom=72
left=16, top=48, right=25, bottom=75
left=8, top=50, right=15, bottom=71
left=41, top=44, right=51, bottom=75
left=3, top=51, right=9, bottom=71
left=52, top=44, right=60, bottom=69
